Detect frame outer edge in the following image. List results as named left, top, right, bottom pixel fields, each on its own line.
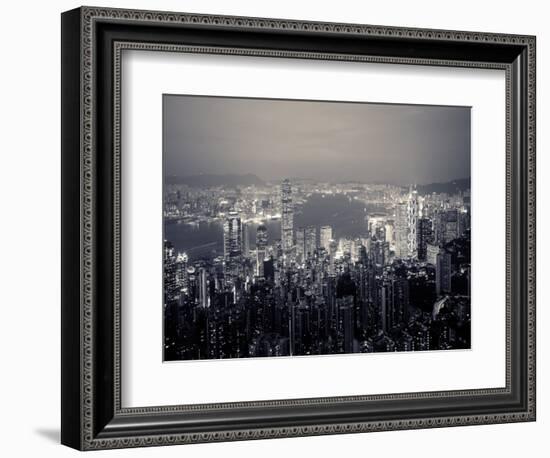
left=526, top=36, right=536, bottom=421
left=71, top=6, right=536, bottom=450
left=80, top=6, right=96, bottom=451
left=61, top=7, right=85, bottom=451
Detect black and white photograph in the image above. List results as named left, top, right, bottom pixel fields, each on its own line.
left=162, top=95, right=472, bottom=361
left=51, top=2, right=538, bottom=453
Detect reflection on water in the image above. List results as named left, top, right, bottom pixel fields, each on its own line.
left=165, top=193, right=386, bottom=261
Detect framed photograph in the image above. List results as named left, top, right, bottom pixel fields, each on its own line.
left=61, top=6, right=536, bottom=450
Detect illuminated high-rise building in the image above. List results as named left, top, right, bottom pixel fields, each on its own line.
left=320, top=225, right=332, bottom=251
left=304, top=226, right=317, bottom=259
left=377, top=274, right=409, bottom=333
left=394, top=202, right=408, bottom=258
left=329, top=240, right=338, bottom=276
left=350, top=238, right=362, bottom=262
left=338, top=238, right=352, bottom=258
left=242, top=223, right=250, bottom=258
left=442, top=209, right=459, bottom=244
left=281, top=179, right=294, bottom=261
left=163, top=240, right=179, bottom=305
left=336, top=296, right=354, bottom=353
left=434, top=209, right=459, bottom=245
left=378, top=278, right=392, bottom=333
left=436, top=249, right=452, bottom=296
left=296, top=227, right=306, bottom=262
left=186, top=266, right=197, bottom=301
left=384, top=222, right=394, bottom=248
left=417, top=217, right=433, bottom=262
left=198, top=267, right=209, bottom=308
left=458, top=208, right=470, bottom=235
left=223, top=211, right=242, bottom=280
left=392, top=277, right=410, bottom=325
left=367, top=214, right=386, bottom=236
left=407, top=186, right=419, bottom=257
left=224, top=211, right=242, bottom=259
left=370, top=239, right=389, bottom=268
left=395, top=187, right=420, bottom=258
left=256, top=224, right=268, bottom=277
left=295, top=226, right=317, bottom=263
left=175, top=252, right=188, bottom=292
left=426, top=243, right=440, bottom=266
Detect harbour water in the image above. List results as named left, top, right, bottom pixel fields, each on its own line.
left=165, top=193, right=386, bottom=261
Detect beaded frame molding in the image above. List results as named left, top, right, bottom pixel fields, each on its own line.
left=61, top=6, right=536, bottom=451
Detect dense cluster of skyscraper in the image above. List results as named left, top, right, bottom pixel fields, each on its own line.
left=164, top=179, right=471, bottom=361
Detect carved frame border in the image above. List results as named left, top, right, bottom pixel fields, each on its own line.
left=63, top=6, right=536, bottom=450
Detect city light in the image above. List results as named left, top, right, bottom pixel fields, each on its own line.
left=163, top=178, right=471, bottom=361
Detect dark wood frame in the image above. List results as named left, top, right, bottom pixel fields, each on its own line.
left=61, top=6, right=536, bottom=450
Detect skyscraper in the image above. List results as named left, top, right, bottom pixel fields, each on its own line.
left=198, top=266, right=209, bottom=308
left=175, top=252, right=188, bottom=292
left=336, top=296, right=355, bottom=353
left=394, top=202, right=408, bottom=258
left=256, top=224, right=268, bottom=277
left=377, top=274, right=409, bottom=333
left=281, top=179, right=294, bottom=261
left=370, top=238, right=389, bottom=268
left=223, top=211, right=242, bottom=281
left=395, top=188, right=421, bottom=259
left=442, top=209, right=459, bottom=244
left=407, top=186, right=419, bottom=257
left=436, top=249, right=452, bottom=296
left=242, top=223, right=250, bottom=258
left=417, top=217, right=433, bottom=262
left=378, top=278, right=392, bottom=333
left=385, top=222, right=394, bottom=248
left=329, top=240, right=338, bottom=276
left=296, top=227, right=306, bottom=262
left=426, top=243, right=440, bottom=266
left=434, top=209, right=459, bottom=245
left=320, top=225, right=333, bottom=251
left=163, top=241, right=179, bottom=306
left=304, top=226, right=317, bottom=259
left=163, top=241, right=181, bottom=360
left=392, top=277, right=410, bottom=325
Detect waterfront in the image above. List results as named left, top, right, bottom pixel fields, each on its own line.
left=165, top=193, right=387, bottom=261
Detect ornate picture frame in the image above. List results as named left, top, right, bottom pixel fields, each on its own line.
left=61, top=6, right=536, bottom=450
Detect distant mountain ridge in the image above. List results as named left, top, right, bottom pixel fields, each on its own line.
left=165, top=174, right=470, bottom=193
left=165, top=173, right=265, bottom=187
left=416, top=178, right=470, bottom=195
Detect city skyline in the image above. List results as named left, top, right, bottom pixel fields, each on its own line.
left=164, top=175, right=471, bottom=360
left=163, top=95, right=471, bottom=362
left=164, top=95, right=471, bottom=186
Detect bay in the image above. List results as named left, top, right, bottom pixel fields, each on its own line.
left=165, top=193, right=386, bottom=261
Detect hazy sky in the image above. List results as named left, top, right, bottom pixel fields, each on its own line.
left=163, top=95, right=470, bottom=185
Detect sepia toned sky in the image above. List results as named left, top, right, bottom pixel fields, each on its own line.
left=163, top=94, right=470, bottom=185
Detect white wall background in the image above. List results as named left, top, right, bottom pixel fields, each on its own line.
left=0, top=0, right=546, bottom=456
